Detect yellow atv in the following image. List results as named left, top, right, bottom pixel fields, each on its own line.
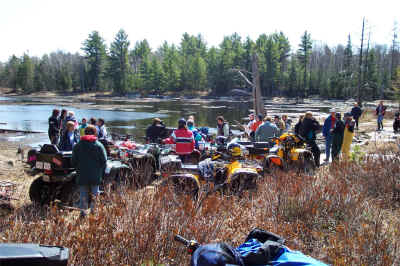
left=159, top=143, right=262, bottom=198
left=264, top=133, right=316, bottom=175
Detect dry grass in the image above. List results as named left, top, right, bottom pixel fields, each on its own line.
left=1, top=152, right=400, bottom=265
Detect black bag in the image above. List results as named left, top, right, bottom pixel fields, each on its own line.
left=241, top=228, right=286, bottom=265
left=245, top=228, right=285, bottom=244
left=0, top=243, right=69, bottom=266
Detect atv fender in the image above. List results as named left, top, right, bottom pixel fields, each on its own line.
left=163, top=173, right=200, bottom=196
left=104, top=160, right=130, bottom=183
left=265, top=155, right=283, bottom=167
left=40, top=171, right=76, bottom=183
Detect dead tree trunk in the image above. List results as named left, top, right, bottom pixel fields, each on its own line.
left=252, top=53, right=265, bottom=116
left=357, top=17, right=365, bottom=107
left=231, top=53, right=265, bottom=116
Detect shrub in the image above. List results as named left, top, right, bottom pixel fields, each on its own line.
left=1, top=155, right=400, bottom=265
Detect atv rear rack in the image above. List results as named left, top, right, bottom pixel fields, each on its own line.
left=0, top=180, right=17, bottom=201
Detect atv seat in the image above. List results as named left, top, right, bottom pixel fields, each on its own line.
left=181, top=164, right=200, bottom=175
left=247, top=147, right=270, bottom=155
left=269, top=146, right=279, bottom=154
left=254, top=142, right=274, bottom=149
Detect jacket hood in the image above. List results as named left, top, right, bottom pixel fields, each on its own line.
left=80, top=135, right=97, bottom=142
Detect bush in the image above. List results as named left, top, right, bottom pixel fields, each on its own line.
left=1, top=156, right=400, bottom=265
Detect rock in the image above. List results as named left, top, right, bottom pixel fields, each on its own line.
left=7, top=160, right=14, bottom=167
left=229, top=89, right=252, bottom=97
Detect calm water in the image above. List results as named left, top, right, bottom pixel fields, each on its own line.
left=0, top=97, right=252, bottom=145
left=0, top=96, right=333, bottom=146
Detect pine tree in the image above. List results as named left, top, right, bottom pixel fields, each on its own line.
left=191, top=54, right=207, bottom=91
left=297, top=31, right=312, bottom=97
left=109, top=29, right=130, bottom=94
left=17, top=54, right=34, bottom=92
left=81, top=31, right=107, bottom=91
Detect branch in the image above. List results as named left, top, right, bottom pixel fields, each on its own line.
left=231, top=69, right=253, bottom=87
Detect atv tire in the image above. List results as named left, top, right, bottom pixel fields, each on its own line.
left=59, top=181, right=80, bottom=207
left=130, top=157, right=155, bottom=188
left=302, top=157, right=316, bottom=176
left=29, top=178, right=53, bottom=205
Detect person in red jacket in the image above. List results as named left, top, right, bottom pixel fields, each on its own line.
left=171, top=118, right=195, bottom=163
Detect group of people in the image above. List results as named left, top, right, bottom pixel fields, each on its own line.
left=48, top=108, right=108, bottom=151
left=47, top=109, right=109, bottom=217
left=321, top=109, right=356, bottom=162
left=245, top=113, right=292, bottom=142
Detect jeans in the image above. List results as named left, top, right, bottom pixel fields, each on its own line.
left=377, top=115, right=384, bottom=130
left=307, top=140, right=321, bottom=167
left=325, top=134, right=332, bottom=161
left=354, top=117, right=359, bottom=129
left=49, top=134, right=59, bottom=145
left=79, top=185, right=100, bottom=213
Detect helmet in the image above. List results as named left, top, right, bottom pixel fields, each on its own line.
left=178, top=118, right=186, bottom=127
left=227, top=143, right=241, bottom=157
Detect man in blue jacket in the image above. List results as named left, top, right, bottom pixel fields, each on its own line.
left=322, top=109, right=336, bottom=162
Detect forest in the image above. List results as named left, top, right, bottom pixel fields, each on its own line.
left=0, top=27, right=399, bottom=100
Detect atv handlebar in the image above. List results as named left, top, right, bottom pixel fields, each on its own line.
left=174, top=235, right=190, bottom=246
left=174, top=235, right=200, bottom=254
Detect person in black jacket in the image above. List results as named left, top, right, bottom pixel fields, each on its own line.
left=299, top=112, right=321, bottom=167
left=59, top=109, right=68, bottom=136
left=146, top=118, right=168, bottom=143
left=48, top=109, right=60, bottom=145
left=294, top=115, right=304, bottom=135
left=350, top=103, right=362, bottom=130
left=394, top=112, right=400, bottom=133
left=331, top=112, right=345, bottom=161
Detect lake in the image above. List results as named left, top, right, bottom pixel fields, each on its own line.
left=0, top=96, right=334, bottom=146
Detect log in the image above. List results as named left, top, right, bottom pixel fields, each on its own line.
left=0, top=128, right=45, bottom=134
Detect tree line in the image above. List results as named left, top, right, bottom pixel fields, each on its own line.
left=0, top=28, right=399, bottom=100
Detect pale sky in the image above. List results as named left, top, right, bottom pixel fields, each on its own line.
left=0, top=0, right=399, bottom=62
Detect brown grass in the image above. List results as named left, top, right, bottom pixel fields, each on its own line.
left=1, top=153, right=400, bottom=265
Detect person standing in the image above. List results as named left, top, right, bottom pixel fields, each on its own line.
left=59, top=121, right=79, bottom=151
left=66, top=111, right=78, bottom=129
left=299, top=111, right=321, bottom=167
left=216, top=116, right=230, bottom=138
left=341, top=113, right=355, bottom=160
left=250, top=114, right=263, bottom=141
left=72, top=125, right=107, bottom=218
left=245, top=113, right=255, bottom=138
left=255, top=117, right=279, bottom=142
left=274, top=116, right=285, bottom=136
left=331, top=112, right=345, bottom=161
left=97, top=118, right=108, bottom=140
left=322, top=109, right=336, bottom=162
left=59, top=109, right=68, bottom=135
left=171, top=118, right=195, bottom=163
left=376, top=101, right=387, bottom=131
left=79, top=118, right=88, bottom=136
left=294, top=115, right=304, bottom=135
left=281, top=114, right=292, bottom=133
left=394, top=112, right=400, bottom=133
left=351, top=103, right=362, bottom=130
left=48, top=109, right=60, bottom=145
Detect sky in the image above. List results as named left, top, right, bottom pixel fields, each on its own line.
left=0, top=0, right=399, bottom=62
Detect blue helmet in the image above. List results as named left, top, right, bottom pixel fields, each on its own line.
left=191, top=243, right=244, bottom=266
left=178, top=118, right=187, bottom=127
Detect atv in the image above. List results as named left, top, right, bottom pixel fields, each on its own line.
left=264, top=133, right=316, bottom=175
left=26, top=144, right=129, bottom=206
left=159, top=150, right=262, bottom=198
